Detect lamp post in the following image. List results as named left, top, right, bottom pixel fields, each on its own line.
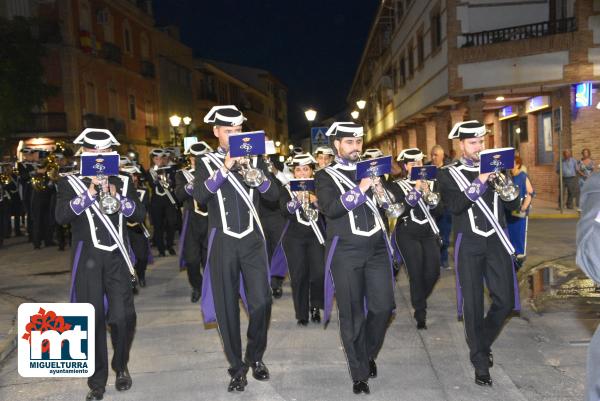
left=305, top=108, right=317, bottom=153
left=356, top=99, right=366, bottom=110
left=351, top=110, right=359, bottom=120
left=182, top=116, right=192, bottom=136
left=169, top=114, right=182, bottom=147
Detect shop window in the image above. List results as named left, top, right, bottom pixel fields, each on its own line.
left=536, top=111, right=553, bottom=165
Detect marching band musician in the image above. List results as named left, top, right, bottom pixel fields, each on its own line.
left=279, top=153, right=325, bottom=325
left=193, top=105, right=279, bottom=392
left=148, top=149, right=178, bottom=257
left=313, top=146, right=334, bottom=170
left=175, top=141, right=212, bottom=303
left=437, top=120, right=521, bottom=387
left=17, top=147, right=38, bottom=241
left=121, top=161, right=152, bottom=291
left=315, top=122, right=395, bottom=395
left=55, top=129, right=145, bottom=401
left=31, top=155, right=56, bottom=249
left=391, top=148, right=443, bottom=330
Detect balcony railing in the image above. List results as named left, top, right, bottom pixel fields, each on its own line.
left=82, top=113, right=106, bottom=129
left=141, top=60, right=155, bottom=78
left=102, top=42, right=122, bottom=64
left=16, top=113, right=67, bottom=133
left=461, top=17, right=576, bottom=48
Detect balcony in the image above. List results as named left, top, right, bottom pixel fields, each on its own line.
left=141, top=60, right=155, bottom=78
left=82, top=113, right=106, bottom=129
left=102, top=42, right=122, bottom=64
left=15, top=113, right=67, bottom=133
left=461, top=17, right=577, bottom=48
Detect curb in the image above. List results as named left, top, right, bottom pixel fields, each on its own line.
left=529, top=213, right=579, bottom=219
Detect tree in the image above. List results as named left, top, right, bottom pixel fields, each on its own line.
left=0, top=17, right=57, bottom=143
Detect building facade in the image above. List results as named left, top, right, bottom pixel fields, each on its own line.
left=349, top=0, right=600, bottom=202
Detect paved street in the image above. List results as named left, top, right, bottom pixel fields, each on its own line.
left=0, top=218, right=596, bottom=401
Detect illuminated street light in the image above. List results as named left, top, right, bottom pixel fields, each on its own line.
left=169, top=114, right=182, bottom=127
left=351, top=110, right=359, bottom=119
left=304, top=109, right=317, bottom=122
left=356, top=100, right=366, bottom=110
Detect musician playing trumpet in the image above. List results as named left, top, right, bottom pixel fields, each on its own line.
left=390, top=148, right=444, bottom=330
left=279, top=153, right=325, bottom=326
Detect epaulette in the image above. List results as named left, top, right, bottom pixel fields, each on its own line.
left=59, top=171, right=77, bottom=177
left=440, top=160, right=459, bottom=170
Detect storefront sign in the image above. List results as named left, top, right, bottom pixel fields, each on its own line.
left=525, top=96, right=550, bottom=113
left=499, top=106, right=517, bottom=120
left=575, top=82, right=592, bottom=108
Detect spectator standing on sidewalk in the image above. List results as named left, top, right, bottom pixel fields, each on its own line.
left=556, top=149, right=579, bottom=210
left=575, top=171, right=600, bottom=401
left=578, top=148, right=595, bottom=189
left=507, top=156, right=534, bottom=268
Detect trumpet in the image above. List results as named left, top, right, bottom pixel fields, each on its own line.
left=369, top=170, right=405, bottom=218
left=94, top=163, right=121, bottom=215
left=300, top=191, right=319, bottom=222
left=491, top=170, right=519, bottom=202
left=238, top=156, right=266, bottom=187
left=415, top=168, right=440, bottom=207
left=158, top=170, right=171, bottom=190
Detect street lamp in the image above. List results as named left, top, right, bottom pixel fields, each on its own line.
left=275, top=141, right=281, bottom=147
left=288, top=144, right=294, bottom=151
left=356, top=100, right=366, bottom=110
left=304, top=108, right=317, bottom=122
left=183, top=116, right=192, bottom=136
left=169, top=114, right=182, bottom=147
left=351, top=110, right=359, bottom=120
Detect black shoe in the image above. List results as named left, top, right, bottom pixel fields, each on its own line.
left=247, top=361, right=270, bottom=381
left=475, top=372, right=493, bottom=386
left=168, top=248, right=176, bottom=255
left=139, top=278, right=146, bottom=288
left=115, top=368, right=132, bottom=391
left=369, top=359, right=377, bottom=378
left=227, top=375, right=248, bottom=392
left=297, top=319, right=308, bottom=326
left=488, top=352, right=494, bottom=367
left=416, top=320, right=427, bottom=330
left=272, top=287, right=282, bottom=299
left=158, top=251, right=166, bottom=257
left=310, top=307, right=321, bottom=323
left=85, top=387, right=105, bottom=400
left=132, top=286, right=139, bottom=295
left=352, top=380, right=370, bottom=394
left=191, top=288, right=201, bottom=303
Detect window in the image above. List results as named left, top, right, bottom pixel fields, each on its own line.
left=128, top=94, right=136, bottom=120
left=417, top=30, right=424, bottom=68
left=140, top=32, right=150, bottom=59
left=431, top=7, right=442, bottom=51
left=144, top=100, right=154, bottom=126
left=399, top=54, right=406, bottom=87
left=123, top=21, right=132, bottom=54
left=79, top=0, right=91, bottom=31
left=108, top=87, right=118, bottom=117
left=537, top=111, right=553, bottom=164
left=85, top=82, right=96, bottom=114
left=407, top=41, right=414, bottom=78
left=395, top=1, right=404, bottom=22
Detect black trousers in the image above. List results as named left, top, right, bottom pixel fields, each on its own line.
left=262, top=214, right=285, bottom=290
left=208, top=230, right=272, bottom=377
left=283, top=233, right=324, bottom=320
left=31, top=192, right=54, bottom=247
left=128, top=229, right=149, bottom=281
left=456, top=234, right=514, bottom=370
left=395, top=227, right=440, bottom=321
left=183, top=212, right=208, bottom=290
left=329, top=233, right=395, bottom=381
left=150, top=196, right=178, bottom=253
left=73, top=245, right=136, bottom=390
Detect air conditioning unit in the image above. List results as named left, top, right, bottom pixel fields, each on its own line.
left=96, top=9, right=109, bottom=25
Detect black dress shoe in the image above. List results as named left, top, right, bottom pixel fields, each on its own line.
left=272, top=287, right=282, bottom=299
left=488, top=352, right=494, bottom=367
left=227, top=375, right=247, bottom=392
left=416, top=320, right=427, bottom=330
left=310, top=307, right=321, bottom=323
left=297, top=319, right=308, bottom=326
left=115, top=369, right=132, bottom=391
left=191, top=288, right=201, bottom=303
left=352, top=380, right=370, bottom=394
left=475, top=372, right=493, bottom=386
left=85, top=387, right=105, bottom=400
left=248, top=361, right=270, bottom=381
left=369, top=359, right=377, bottom=378
left=168, top=248, right=176, bottom=255
left=139, top=278, right=146, bottom=288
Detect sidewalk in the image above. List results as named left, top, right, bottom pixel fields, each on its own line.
left=529, top=198, right=579, bottom=219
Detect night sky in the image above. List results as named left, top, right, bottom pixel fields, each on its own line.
left=152, top=0, right=379, bottom=140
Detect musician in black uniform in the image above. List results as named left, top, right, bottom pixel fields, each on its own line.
left=31, top=158, right=56, bottom=249
left=391, top=148, right=442, bottom=329
left=55, top=129, right=145, bottom=401
left=122, top=163, right=151, bottom=290
left=193, top=105, right=279, bottom=392
left=175, top=141, right=212, bottom=303
left=18, top=147, right=38, bottom=241
left=280, top=153, right=325, bottom=325
left=437, top=121, right=521, bottom=387
left=315, top=122, right=396, bottom=395
left=147, top=149, right=178, bottom=257
left=313, top=146, right=334, bottom=171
